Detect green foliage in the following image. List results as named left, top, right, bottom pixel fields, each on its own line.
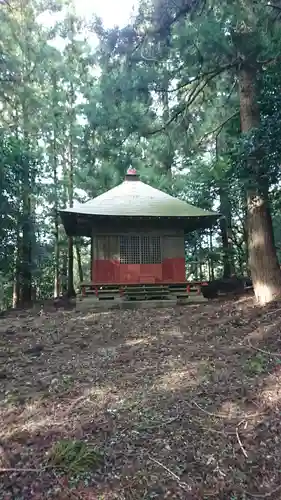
left=2, top=0, right=281, bottom=306
left=245, top=353, right=268, bottom=375
left=49, top=439, right=103, bottom=473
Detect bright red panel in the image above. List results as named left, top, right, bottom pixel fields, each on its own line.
left=119, top=264, right=141, bottom=283
left=139, top=264, right=162, bottom=283
left=93, top=259, right=119, bottom=283
left=93, top=258, right=186, bottom=284
left=162, top=257, right=186, bottom=282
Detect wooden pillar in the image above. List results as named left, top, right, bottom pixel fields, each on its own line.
left=91, top=235, right=94, bottom=282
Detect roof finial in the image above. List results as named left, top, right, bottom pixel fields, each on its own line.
left=125, top=166, right=139, bottom=181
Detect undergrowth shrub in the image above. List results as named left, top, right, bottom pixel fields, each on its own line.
left=48, top=439, right=103, bottom=473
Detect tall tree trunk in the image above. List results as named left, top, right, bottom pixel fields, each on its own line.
left=216, top=135, right=234, bottom=278
left=21, top=112, right=32, bottom=305
left=198, top=237, right=203, bottom=280
left=219, top=192, right=234, bottom=279
left=209, top=230, right=214, bottom=281
left=75, top=240, right=84, bottom=283
left=12, top=117, right=21, bottom=308
left=67, top=16, right=76, bottom=297
left=12, top=226, right=21, bottom=308
left=51, top=71, right=60, bottom=298
left=61, top=162, right=68, bottom=295
left=21, top=162, right=32, bottom=305
left=61, top=253, right=68, bottom=295
left=67, top=79, right=75, bottom=297
left=237, top=248, right=244, bottom=276
left=67, top=236, right=75, bottom=296
left=242, top=203, right=249, bottom=273
left=54, top=207, right=60, bottom=298
left=238, top=64, right=281, bottom=304
left=19, top=3, right=33, bottom=306
left=161, top=73, right=174, bottom=179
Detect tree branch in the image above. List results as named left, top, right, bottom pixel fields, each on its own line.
left=258, top=54, right=281, bottom=66
left=154, top=0, right=203, bottom=37
left=144, top=60, right=239, bottom=135
left=130, top=0, right=203, bottom=59
left=198, top=111, right=239, bottom=146
left=268, top=3, right=281, bottom=12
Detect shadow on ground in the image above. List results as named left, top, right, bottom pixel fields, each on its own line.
left=1, top=297, right=281, bottom=499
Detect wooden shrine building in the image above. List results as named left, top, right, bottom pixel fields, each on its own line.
left=60, top=168, right=218, bottom=301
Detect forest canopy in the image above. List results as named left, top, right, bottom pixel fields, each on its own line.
left=1, top=0, right=281, bottom=307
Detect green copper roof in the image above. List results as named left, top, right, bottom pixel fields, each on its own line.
left=60, top=176, right=217, bottom=219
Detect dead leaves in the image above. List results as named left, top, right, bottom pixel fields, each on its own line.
left=1, top=298, right=281, bottom=498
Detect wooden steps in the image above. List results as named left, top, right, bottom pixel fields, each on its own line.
left=79, top=282, right=203, bottom=302
left=124, top=285, right=170, bottom=301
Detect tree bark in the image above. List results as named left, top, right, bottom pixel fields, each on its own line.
left=209, top=230, right=214, bottom=281
left=61, top=162, right=69, bottom=296
left=219, top=173, right=234, bottom=278
left=19, top=3, right=33, bottom=306
left=61, top=252, right=68, bottom=295
left=13, top=164, right=21, bottom=308
left=51, top=71, right=60, bottom=299
left=12, top=226, right=21, bottom=308
left=161, top=73, right=174, bottom=178
left=20, top=136, right=32, bottom=305
left=75, top=240, right=84, bottom=283
left=216, top=137, right=234, bottom=278
left=54, top=211, right=60, bottom=298
left=66, top=15, right=76, bottom=298
left=220, top=213, right=234, bottom=278
left=67, top=87, right=75, bottom=297
left=238, top=64, right=281, bottom=304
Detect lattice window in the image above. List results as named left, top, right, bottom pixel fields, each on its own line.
left=120, top=235, right=140, bottom=264
left=120, top=235, right=162, bottom=264
left=141, top=235, right=161, bottom=264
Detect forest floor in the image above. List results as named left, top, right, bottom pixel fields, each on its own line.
left=1, top=297, right=281, bottom=500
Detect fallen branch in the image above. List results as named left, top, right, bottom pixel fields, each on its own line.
left=264, top=307, right=281, bottom=318
left=189, top=400, right=262, bottom=421
left=244, top=483, right=281, bottom=498
left=236, top=420, right=248, bottom=458
left=148, top=455, right=181, bottom=481
left=189, top=400, right=231, bottom=419
left=137, top=416, right=179, bottom=431
left=248, top=339, right=281, bottom=358
left=148, top=455, right=191, bottom=492
left=200, top=425, right=236, bottom=436
left=0, top=467, right=48, bottom=473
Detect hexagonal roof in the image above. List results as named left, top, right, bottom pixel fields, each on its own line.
left=61, top=169, right=217, bottom=218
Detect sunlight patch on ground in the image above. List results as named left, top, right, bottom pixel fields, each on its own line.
left=260, top=374, right=281, bottom=406
left=245, top=321, right=278, bottom=343
left=235, top=296, right=255, bottom=306
left=254, top=281, right=281, bottom=305
left=123, top=337, right=155, bottom=347
left=151, top=366, right=200, bottom=392
left=164, top=327, right=184, bottom=339
left=0, top=412, right=65, bottom=440
left=219, top=400, right=242, bottom=418
left=96, top=346, right=118, bottom=358
left=0, top=383, right=128, bottom=440
left=18, top=400, right=44, bottom=419
left=70, top=311, right=112, bottom=322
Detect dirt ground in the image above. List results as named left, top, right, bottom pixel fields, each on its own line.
left=1, top=296, right=281, bottom=499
